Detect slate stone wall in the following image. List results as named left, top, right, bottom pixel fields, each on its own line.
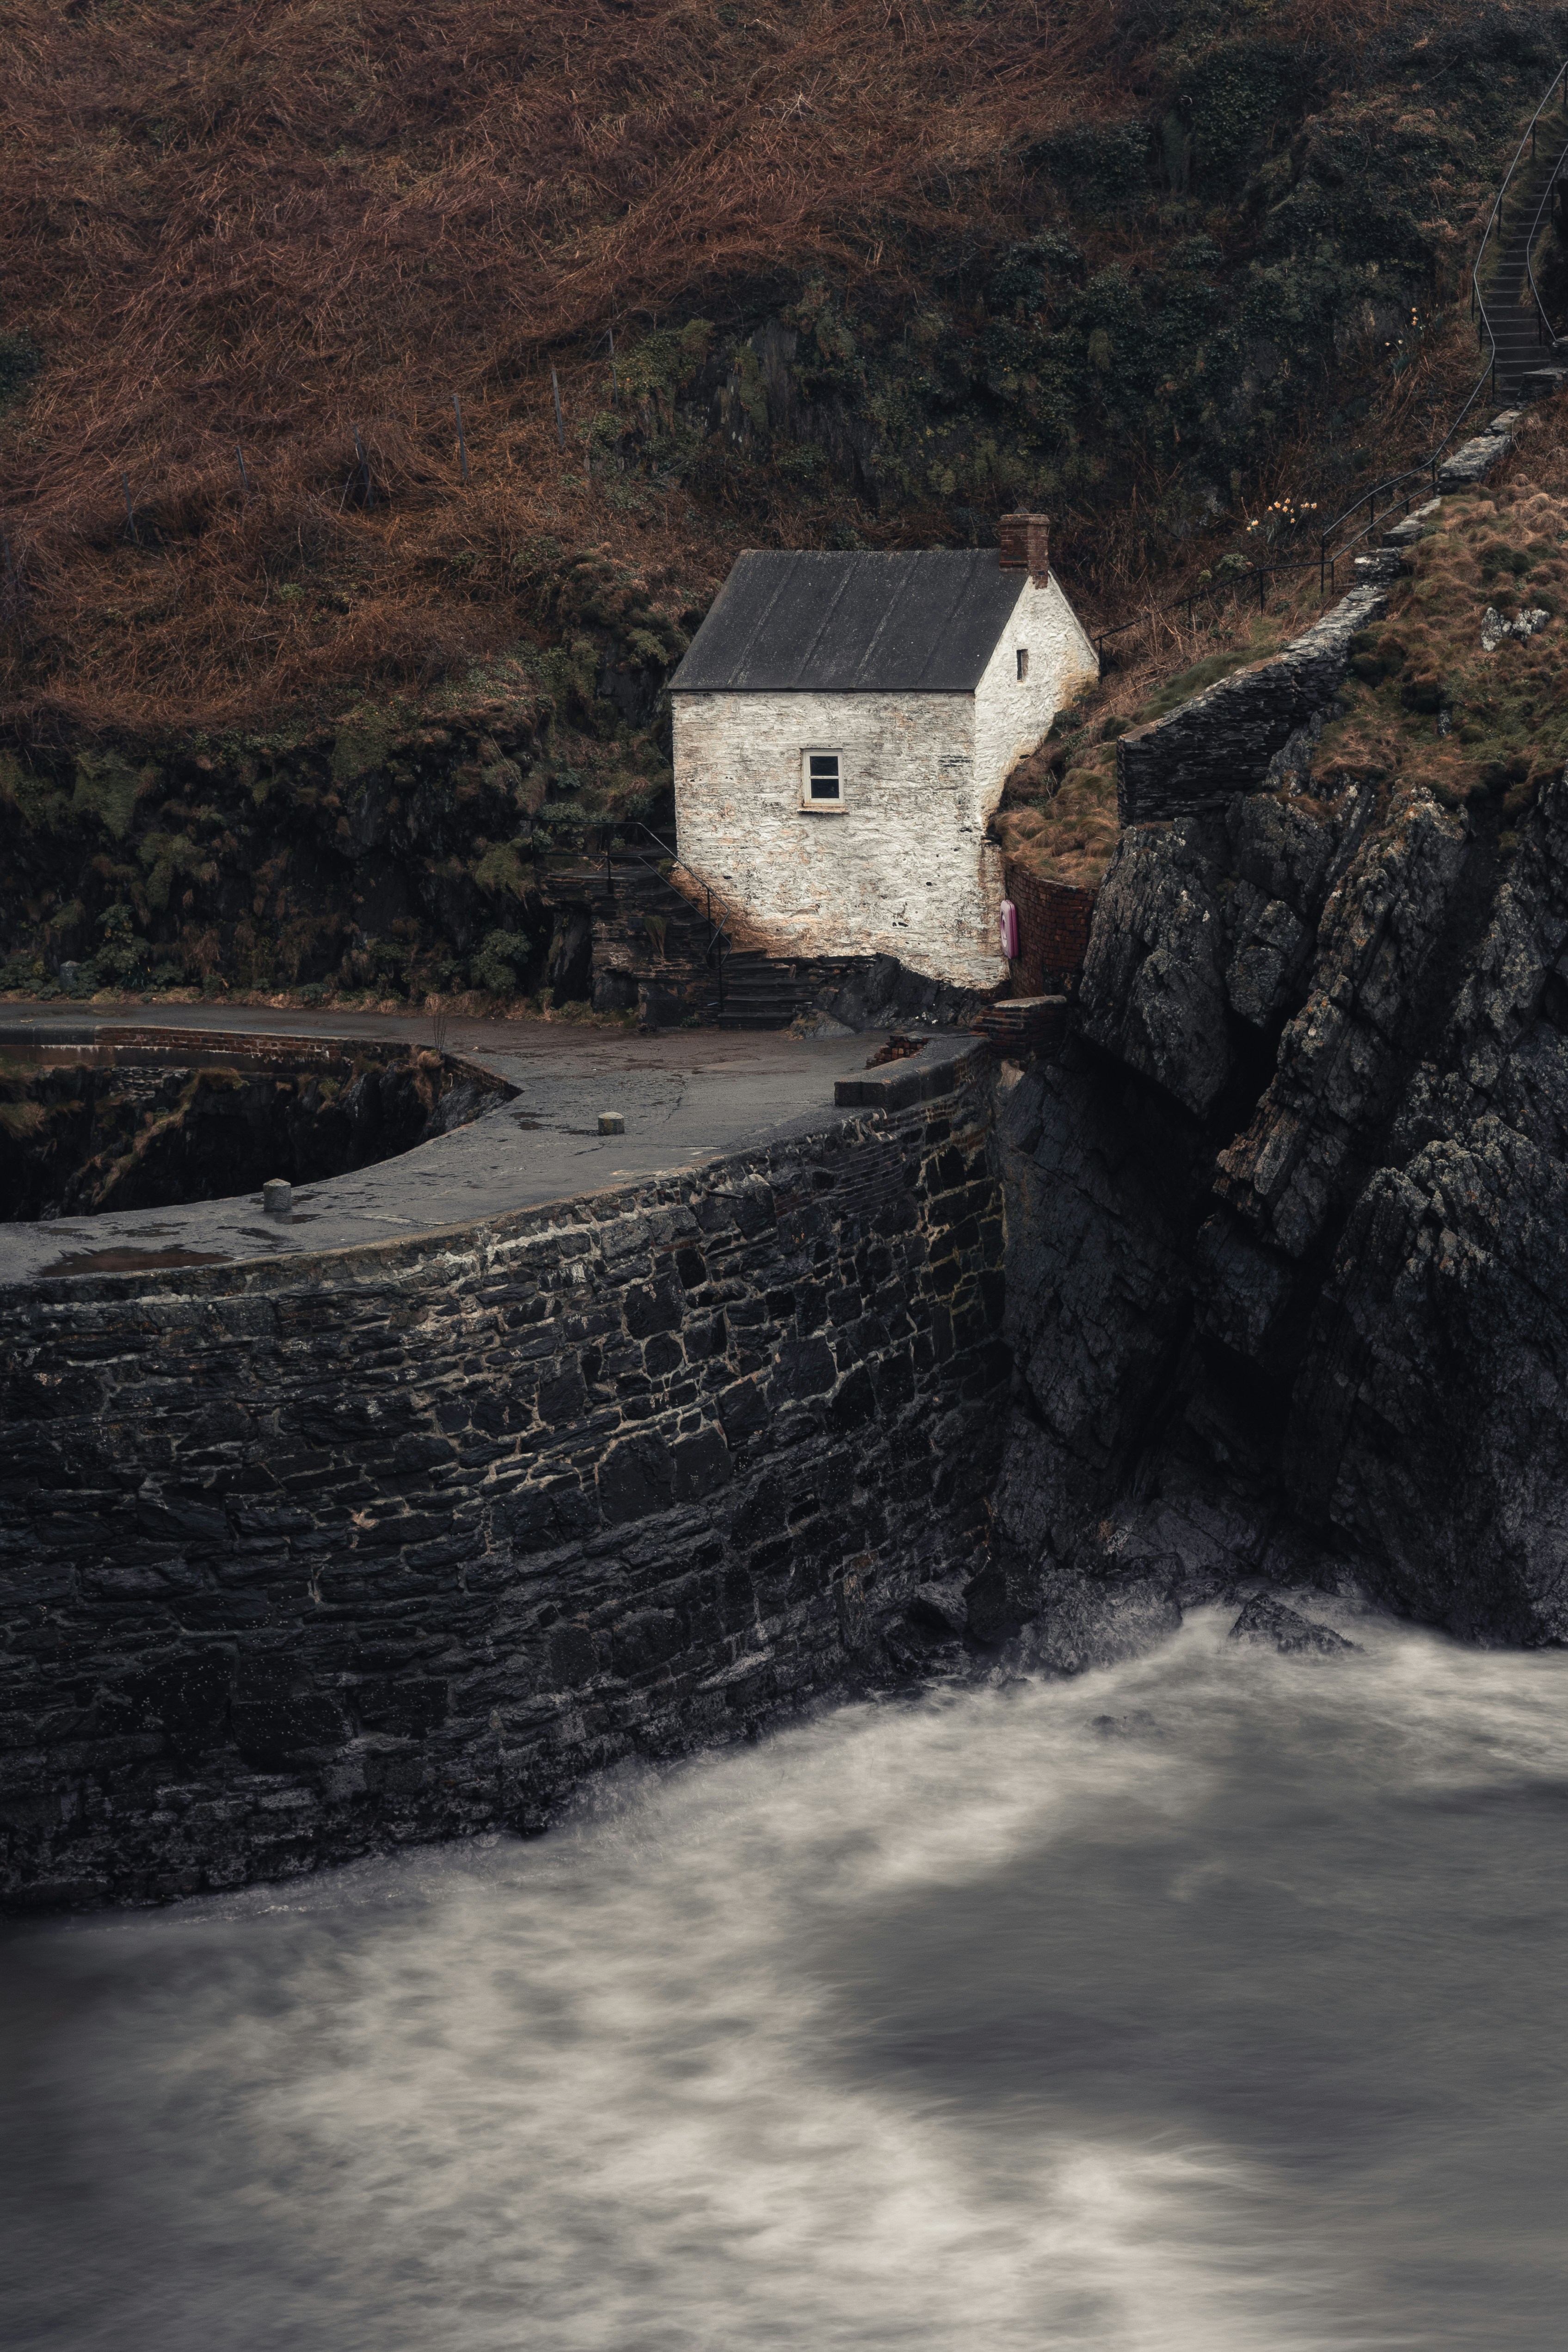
left=1003, top=864, right=1096, bottom=996
left=1115, top=585, right=1388, bottom=826
left=0, top=1070, right=1007, bottom=1909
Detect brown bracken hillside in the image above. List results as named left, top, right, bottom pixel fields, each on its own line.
left=0, top=0, right=1104, bottom=730
left=0, top=0, right=1559, bottom=737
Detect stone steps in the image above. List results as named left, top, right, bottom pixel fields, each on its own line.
left=707, top=956, right=817, bottom=1030
left=1477, top=140, right=1568, bottom=394
left=705, top=953, right=873, bottom=1030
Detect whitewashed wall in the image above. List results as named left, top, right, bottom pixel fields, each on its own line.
left=968, top=573, right=1101, bottom=960
left=671, top=569, right=1098, bottom=988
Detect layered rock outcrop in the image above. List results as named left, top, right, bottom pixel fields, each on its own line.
left=996, top=595, right=1568, bottom=1651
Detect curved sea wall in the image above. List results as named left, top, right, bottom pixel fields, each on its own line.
left=0, top=1069, right=1006, bottom=1907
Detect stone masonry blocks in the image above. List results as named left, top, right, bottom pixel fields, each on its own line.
left=0, top=1079, right=1009, bottom=1909
left=1115, top=585, right=1388, bottom=826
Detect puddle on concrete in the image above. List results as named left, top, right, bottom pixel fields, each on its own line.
left=36, top=1246, right=233, bottom=1278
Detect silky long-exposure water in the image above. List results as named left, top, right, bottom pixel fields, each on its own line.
left=3, top=1605, right=1564, bottom=2350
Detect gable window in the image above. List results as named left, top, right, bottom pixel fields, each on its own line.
left=1016, top=648, right=1029, bottom=681
left=802, top=750, right=844, bottom=810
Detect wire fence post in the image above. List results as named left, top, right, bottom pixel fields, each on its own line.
left=121, top=472, right=137, bottom=543
left=551, top=368, right=566, bottom=452
left=452, top=394, right=470, bottom=485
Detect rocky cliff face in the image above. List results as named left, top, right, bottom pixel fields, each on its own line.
left=993, top=611, right=1568, bottom=1652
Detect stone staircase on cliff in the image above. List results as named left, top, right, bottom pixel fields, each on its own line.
left=1478, top=127, right=1568, bottom=398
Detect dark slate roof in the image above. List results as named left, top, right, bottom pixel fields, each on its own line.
left=669, top=549, right=1030, bottom=693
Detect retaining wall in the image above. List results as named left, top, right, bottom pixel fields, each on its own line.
left=0, top=1068, right=1007, bottom=1907
left=1003, top=863, right=1096, bottom=995
left=1115, top=585, right=1387, bottom=825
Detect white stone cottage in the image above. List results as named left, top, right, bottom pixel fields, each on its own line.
left=668, top=514, right=1098, bottom=989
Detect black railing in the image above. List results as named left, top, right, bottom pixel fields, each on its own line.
left=1309, top=66, right=1568, bottom=574
left=595, top=819, right=741, bottom=1014
left=1092, top=555, right=1322, bottom=660
left=1524, top=88, right=1568, bottom=352
left=1090, top=62, right=1568, bottom=665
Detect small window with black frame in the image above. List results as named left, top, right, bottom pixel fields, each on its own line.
left=803, top=750, right=843, bottom=807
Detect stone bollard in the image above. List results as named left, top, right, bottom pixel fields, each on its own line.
left=261, top=1178, right=293, bottom=1216
left=597, top=1111, right=626, bottom=1135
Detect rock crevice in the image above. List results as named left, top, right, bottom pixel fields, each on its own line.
left=998, top=656, right=1568, bottom=1653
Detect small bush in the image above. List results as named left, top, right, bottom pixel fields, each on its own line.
left=469, top=928, right=533, bottom=996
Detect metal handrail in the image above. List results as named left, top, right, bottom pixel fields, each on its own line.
left=1524, top=110, right=1568, bottom=349
left=1481, top=60, right=1568, bottom=351
left=1091, top=556, right=1320, bottom=658
left=599, top=819, right=742, bottom=1014
left=1089, top=62, right=1568, bottom=660
left=1320, top=63, right=1568, bottom=568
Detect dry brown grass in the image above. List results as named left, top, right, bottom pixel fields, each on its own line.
left=998, top=391, right=1568, bottom=891
left=0, top=0, right=1525, bottom=735
left=1305, top=418, right=1568, bottom=827
left=0, top=0, right=1115, bottom=734
left=992, top=287, right=1524, bottom=891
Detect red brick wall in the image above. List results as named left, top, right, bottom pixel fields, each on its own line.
left=1003, top=863, right=1096, bottom=995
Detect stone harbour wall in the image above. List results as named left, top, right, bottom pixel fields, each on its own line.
left=0, top=1069, right=1008, bottom=1908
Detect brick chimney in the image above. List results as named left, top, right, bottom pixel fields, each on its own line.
left=997, top=511, right=1051, bottom=583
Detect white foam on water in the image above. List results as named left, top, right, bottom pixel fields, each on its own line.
left=3, top=1606, right=1565, bottom=2351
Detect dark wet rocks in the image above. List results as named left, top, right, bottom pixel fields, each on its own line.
left=1012, top=1570, right=1183, bottom=1678
left=1211, top=787, right=1467, bottom=1261
left=994, top=588, right=1568, bottom=1655
left=907, top=1577, right=970, bottom=1638
left=1077, top=788, right=1371, bottom=1121
left=1227, top=1594, right=1357, bottom=1655
left=1281, top=770, right=1568, bottom=1644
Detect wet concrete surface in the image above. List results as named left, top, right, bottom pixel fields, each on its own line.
left=0, top=1003, right=894, bottom=1284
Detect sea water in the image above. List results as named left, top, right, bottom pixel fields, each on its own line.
left=2, top=1605, right=1564, bottom=2350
